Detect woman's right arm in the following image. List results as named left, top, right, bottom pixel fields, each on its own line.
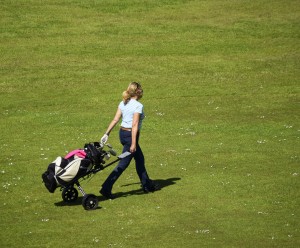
left=105, top=108, right=122, bottom=135
left=130, top=112, right=140, bottom=153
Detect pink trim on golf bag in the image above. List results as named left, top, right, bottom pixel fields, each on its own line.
left=64, top=149, right=86, bottom=159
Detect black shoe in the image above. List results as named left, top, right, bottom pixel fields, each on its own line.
left=142, top=180, right=160, bottom=193
left=100, top=188, right=115, bottom=199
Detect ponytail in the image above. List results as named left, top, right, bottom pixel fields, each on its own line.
left=122, top=82, right=143, bottom=105
left=122, top=90, right=131, bottom=104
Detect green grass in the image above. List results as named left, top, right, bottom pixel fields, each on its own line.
left=1, top=0, right=299, bottom=247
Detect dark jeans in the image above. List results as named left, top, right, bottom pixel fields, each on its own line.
left=101, top=129, right=150, bottom=192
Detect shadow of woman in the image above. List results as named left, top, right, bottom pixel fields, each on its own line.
left=114, top=177, right=181, bottom=198
left=121, top=177, right=181, bottom=189
left=54, top=177, right=181, bottom=207
left=153, top=177, right=181, bottom=189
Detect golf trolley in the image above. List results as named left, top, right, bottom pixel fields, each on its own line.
left=42, top=142, right=130, bottom=210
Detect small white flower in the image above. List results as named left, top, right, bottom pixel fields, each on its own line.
left=93, top=237, right=99, bottom=243
left=196, top=229, right=210, bottom=234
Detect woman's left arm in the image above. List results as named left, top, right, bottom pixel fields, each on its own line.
left=130, top=113, right=140, bottom=153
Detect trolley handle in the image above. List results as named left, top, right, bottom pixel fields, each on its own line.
left=92, top=151, right=132, bottom=173
left=117, top=151, right=131, bottom=159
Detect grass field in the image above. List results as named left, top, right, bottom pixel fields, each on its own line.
left=1, top=0, right=299, bottom=247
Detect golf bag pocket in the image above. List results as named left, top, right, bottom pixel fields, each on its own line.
left=42, top=156, right=76, bottom=193
left=55, top=158, right=92, bottom=186
left=42, top=160, right=59, bottom=193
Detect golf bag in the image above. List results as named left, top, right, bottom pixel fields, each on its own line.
left=42, top=141, right=131, bottom=210
left=42, top=143, right=103, bottom=193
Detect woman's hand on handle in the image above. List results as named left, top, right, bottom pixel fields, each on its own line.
left=130, top=144, right=136, bottom=153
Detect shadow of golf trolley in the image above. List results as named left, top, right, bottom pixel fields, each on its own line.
left=42, top=142, right=131, bottom=210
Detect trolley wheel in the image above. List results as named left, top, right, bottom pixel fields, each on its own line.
left=62, top=187, right=78, bottom=202
left=82, top=194, right=99, bottom=210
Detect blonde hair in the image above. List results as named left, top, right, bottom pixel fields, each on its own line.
left=122, top=82, right=143, bottom=104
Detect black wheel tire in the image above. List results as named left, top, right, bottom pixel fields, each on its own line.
left=62, top=187, right=78, bottom=202
left=82, top=194, right=99, bottom=210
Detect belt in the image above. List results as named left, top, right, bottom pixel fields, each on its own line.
left=120, top=127, right=132, bottom=131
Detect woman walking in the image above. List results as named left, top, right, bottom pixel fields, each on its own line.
left=100, top=82, right=159, bottom=199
